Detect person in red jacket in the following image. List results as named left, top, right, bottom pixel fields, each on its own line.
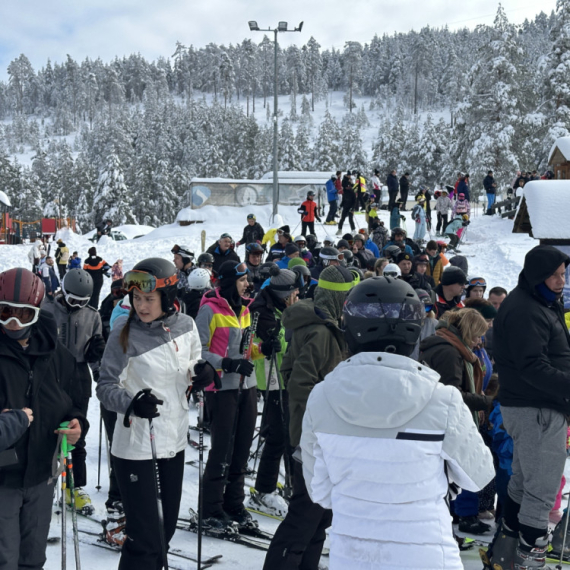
left=298, top=191, right=321, bottom=236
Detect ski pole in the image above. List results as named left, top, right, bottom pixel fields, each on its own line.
left=96, top=413, right=103, bottom=492
left=197, top=389, right=205, bottom=570
left=60, top=423, right=69, bottom=570
left=66, top=444, right=81, bottom=570
left=148, top=411, right=169, bottom=570
left=557, top=491, right=570, bottom=569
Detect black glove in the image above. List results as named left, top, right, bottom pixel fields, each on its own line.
left=192, top=359, right=222, bottom=390
left=316, top=216, right=322, bottom=223
left=221, top=358, right=254, bottom=377
left=260, top=337, right=281, bottom=357
left=84, top=334, right=106, bottom=363
left=132, top=390, right=163, bottom=419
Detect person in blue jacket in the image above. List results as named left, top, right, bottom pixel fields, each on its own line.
left=456, top=174, right=470, bottom=202
left=68, top=252, right=82, bottom=270
left=325, top=174, right=339, bottom=224
left=382, top=228, right=414, bottom=257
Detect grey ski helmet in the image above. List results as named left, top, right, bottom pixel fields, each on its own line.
left=62, top=269, right=93, bottom=309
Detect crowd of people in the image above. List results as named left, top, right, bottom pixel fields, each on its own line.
left=0, top=203, right=568, bottom=570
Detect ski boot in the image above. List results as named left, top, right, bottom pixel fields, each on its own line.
left=246, top=488, right=289, bottom=518
left=105, top=500, right=124, bottom=516
left=336, top=229, right=343, bottom=236
left=102, top=516, right=127, bottom=547
left=550, top=508, right=570, bottom=560
left=457, top=515, right=491, bottom=535
left=226, top=505, right=257, bottom=530
left=200, top=510, right=237, bottom=533
left=66, top=487, right=95, bottom=516
left=514, top=534, right=553, bottom=569
left=487, top=521, right=518, bottom=570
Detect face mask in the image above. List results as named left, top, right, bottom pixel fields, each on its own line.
left=1, top=325, right=33, bottom=341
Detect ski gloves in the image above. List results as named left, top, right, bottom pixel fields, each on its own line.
left=192, top=359, right=222, bottom=391
left=260, top=336, right=282, bottom=358
left=221, top=357, right=254, bottom=377
left=84, top=334, right=106, bottom=363
left=123, top=389, right=163, bottom=426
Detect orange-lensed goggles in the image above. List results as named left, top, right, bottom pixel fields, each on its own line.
left=123, top=270, right=178, bottom=294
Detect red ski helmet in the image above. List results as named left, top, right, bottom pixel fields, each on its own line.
left=0, top=268, right=45, bottom=307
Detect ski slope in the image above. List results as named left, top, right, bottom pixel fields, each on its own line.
left=0, top=204, right=551, bottom=569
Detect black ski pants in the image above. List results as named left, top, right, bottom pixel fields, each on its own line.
left=325, top=201, right=337, bottom=223
left=338, top=207, right=355, bottom=232
left=203, top=387, right=257, bottom=518
left=114, top=451, right=184, bottom=570
left=399, top=189, right=408, bottom=209
left=0, top=479, right=56, bottom=570
left=263, top=460, right=332, bottom=570
left=100, top=404, right=122, bottom=507
left=388, top=189, right=399, bottom=211
left=57, top=264, right=66, bottom=280
left=301, top=222, right=315, bottom=236
left=436, top=213, right=448, bottom=233
left=255, top=391, right=291, bottom=494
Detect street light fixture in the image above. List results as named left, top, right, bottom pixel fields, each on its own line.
left=249, top=20, right=304, bottom=223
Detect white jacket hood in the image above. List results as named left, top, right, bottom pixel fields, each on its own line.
left=322, top=351, right=441, bottom=429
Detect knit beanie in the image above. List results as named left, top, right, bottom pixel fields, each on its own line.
left=337, top=239, right=350, bottom=250
left=472, top=303, right=498, bottom=320
left=284, top=243, right=300, bottom=257
left=314, top=265, right=357, bottom=321
left=268, top=266, right=298, bottom=299
left=288, top=257, right=307, bottom=269
left=441, top=266, right=467, bottom=286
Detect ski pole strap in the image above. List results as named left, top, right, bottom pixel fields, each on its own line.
left=48, top=421, right=75, bottom=483
left=123, top=389, right=148, bottom=428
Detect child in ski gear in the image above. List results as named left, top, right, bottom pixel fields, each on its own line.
left=195, top=260, right=267, bottom=531
left=263, top=265, right=357, bottom=570
left=298, top=191, right=321, bottom=236
left=412, top=196, right=427, bottom=242
left=444, top=215, right=468, bottom=250
left=390, top=199, right=406, bottom=230
left=435, top=190, right=452, bottom=236
left=452, top=193, right=470, bottom=217
left=302, top=278, right=493, bottom=570
left=97, top=258, right=204, bottom=569
left=0, top=267, right=86, bottom=570
left=236, top=214, right=266, bottom=246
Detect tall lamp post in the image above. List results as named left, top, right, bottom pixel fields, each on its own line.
left=249, top=20, right=303, bottom=223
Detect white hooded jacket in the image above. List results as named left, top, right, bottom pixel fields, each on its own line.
left=301, top=351, right=494, bottom=570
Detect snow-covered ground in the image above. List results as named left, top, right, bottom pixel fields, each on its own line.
left=0, top=204, right=550, bottom=569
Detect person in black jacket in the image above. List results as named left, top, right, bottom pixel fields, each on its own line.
left=489, top=245, right=570, bottom=568
left=83, top=246, right=110, bottom=309
left=206, top=233, right=241, bottom=275
left=336, top=173, right=356, bottom=234
left=483, top=170, right=497, bottom=215
left=0, top=268, right=87, bottom=570
left=236, top=214, right=266, bottom=247
left=399, top=172, right=410, bottom=210
left=387, top=169, right=399, bottom=211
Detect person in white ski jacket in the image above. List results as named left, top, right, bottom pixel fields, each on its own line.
left=97, top=258, right=217, bottom=568
left=301, top=277, right=494, bottom=570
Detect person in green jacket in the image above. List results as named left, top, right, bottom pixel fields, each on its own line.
left=263, top=264, right=357, bottom=570
left=247, top=266, right=299, bottom=518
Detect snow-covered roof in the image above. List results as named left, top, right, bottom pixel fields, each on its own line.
left=548, top=136, right=570, bottom=164
left=260, top=171, right=332, bottom=180
left=0, top=190, right=11, bottom=207
left=175, top=207, right=204, bottom=223
left=190, top=177, right=327, bottom=185
left=524, top=180, right=570, bottom=239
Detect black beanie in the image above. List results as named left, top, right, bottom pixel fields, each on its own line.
left=218, top=261, right=243, bottom=289
left=441, top=267, right=467, bottom=286
left=284, top=243, right=300, bottom=257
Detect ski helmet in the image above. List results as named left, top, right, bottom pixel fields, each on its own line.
left=187, top=268, right=211, bottom=291
left=290, top=264, right=311, bottom=298
left=246, top=242, right=264, bottom=260
left=307, top=190, right=316, bottom=198
left=259, top=262, right=278, bottom=282
left=305, top=234, right=318, bottom=252
left=62, top=269, right=93, bottom=310
left=0, top=268, right=45, bottom=328
left=171, top=245, right=194, bottom=266
left=384, top=245, right=402, bottom=262
left=343, top=276, right=423, bottom=356
left=124, top=258, right=179, bottom=314
left=319, top=247, right=342, bottom=267
left=383, top=263, right=402, bottom=278
left=197, top=252, right=215, bottom=271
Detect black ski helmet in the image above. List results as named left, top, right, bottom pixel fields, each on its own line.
left=171, top=245, right=194, bottom=266
left=127, top=257, right=179, bottom=314
left=259, top=261, right=278, bottom=282
left=246, top=242, right=264, bottom=260
left=343, top=276, right=423, bottom=356
left=307, top=190, right=316, bottom=199
left=61, top=269, right=94, bottom=310
left=384, top=245, right=402, bottom=262
left=305, top=234, right=319, bottom=252
left=319, top=246, right=342, bottom=267
left=341, top=249, right=355, bottom=267
left=290, top=264, right=311, bottom=298
left=197, top=252, right=214, bottom=268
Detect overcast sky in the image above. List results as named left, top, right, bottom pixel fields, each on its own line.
left=0, top=0, right=557, bottom=79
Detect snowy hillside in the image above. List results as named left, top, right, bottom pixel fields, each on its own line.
left=0, top=204, right=549, bottom=569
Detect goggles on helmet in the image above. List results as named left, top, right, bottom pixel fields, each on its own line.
left=171, top=245, right=194, bottom=258
left=124, top=270, right=178, bottom=293
left=0, top=301, right=41, bottom=328
left=344, top=300, right=424, bottom=320
left=468, top=277, right=487, bottom=288
left=219, top=262, right=249, bottom=279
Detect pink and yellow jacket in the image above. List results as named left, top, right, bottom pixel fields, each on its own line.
left=195, top=288, right=262, bottom=391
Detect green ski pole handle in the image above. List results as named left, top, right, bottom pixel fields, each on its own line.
left=58, top=421, right=75, bottom=457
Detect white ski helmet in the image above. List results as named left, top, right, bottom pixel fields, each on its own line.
left=187, top=268, right=211, bottom=290
left=383, top=263, right=402, bottom=278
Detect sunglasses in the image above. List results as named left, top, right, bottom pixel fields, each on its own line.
left=124, top=270, right=178, bottom=294
left=0, top=302, right=41, bottom=327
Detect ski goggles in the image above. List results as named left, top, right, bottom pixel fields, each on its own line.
left=64, top=292, right=91, bottom=308
left=123, top=270, right=178, bottom=294
left=0, top=302, right=41, bottom=327
left=171, top=245, right=194, bottom=258
left=344, top=301, right=424, bottom=321
left=219, top=262, right=249, bottom=279
left=424, top=304, right=434, bottom=313
left=468, top=278, right=486, bottom=288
